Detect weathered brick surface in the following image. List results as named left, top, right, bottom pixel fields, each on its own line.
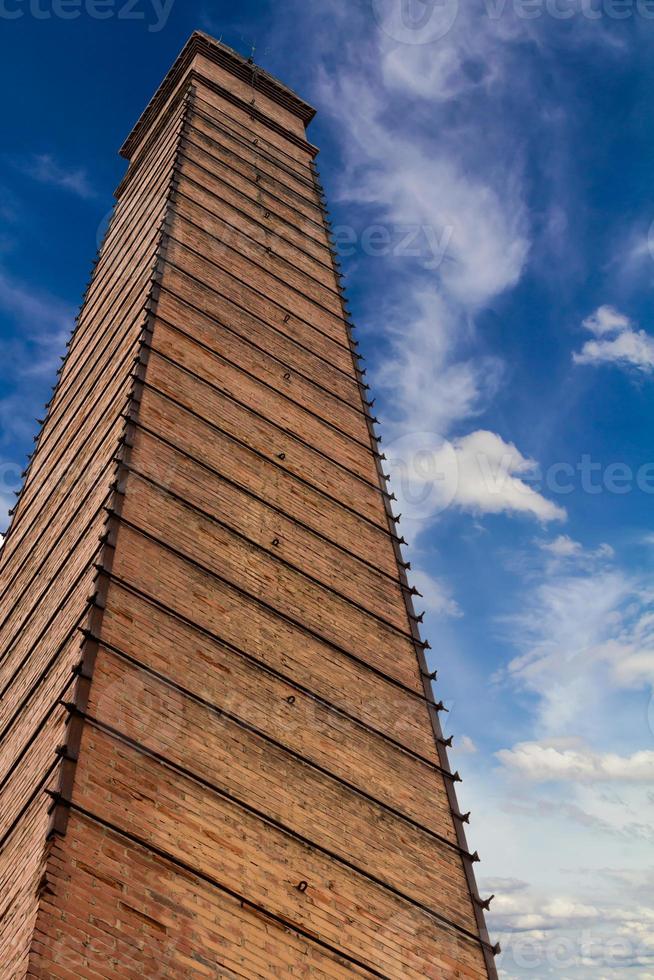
left=87, top=650, right=473, bottom=927
left=136, top=381, right=396, bottom=573
left=172, top=176, right=336, bottom=306
left=178, top=133, right=329, bottom=254
left=0, top=659, right=75, bottom=786
left=128, top=426, right=407, bottom=627
left=177, top=144, right=330, bottom=266
left=194, top=77, right=315, bottom=169
left=29, top=814, right=369, bottom=979
left=153, top=286, right=364, bottom=431
left=0, top=40, right=180, bottom=978
left=106, top=541, right=441, bottom=760
left=0, top=797, right=52, bottom=978
left=180, top=122, right=325, bottom=235
left=187, top=101, right=322, bottom=206
left=169, top=199, right=341, bottom=315
left=163, top=237, right=351, bottom=369
left=164, top=225, right=347, bottom=347
left=145, top=351, right=387, bottom=524
left=98, top=580, right=446, bottom=811
left=118, top=473, right=419, bottom=690
left=1, top=32, right=495, bottom=980
left=150, top=314, right=379, bottom=482
left=193, top=52, right=308, bottom=138
left=0, top=421, right=120, bottom=602
left=68, top=729, right=487, bottom=978
left=158, top=260, right=359, bottom=401
left=7, top=330, right=140, bottom=542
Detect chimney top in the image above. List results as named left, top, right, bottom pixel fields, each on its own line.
left=120, top=30, right=316, bottom=161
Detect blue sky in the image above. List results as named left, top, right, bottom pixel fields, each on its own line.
left=2, top=1, right=654, bottom=975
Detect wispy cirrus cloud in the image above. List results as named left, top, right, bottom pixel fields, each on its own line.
left=16, top=152, right=96, bottom=200
left=499, top=561, right=653, bottom=732
left=410, top=566, right=463, bottom=618
left=0, top=270, right=72, bottom=378
left=0, top=269, right=72, bottom=477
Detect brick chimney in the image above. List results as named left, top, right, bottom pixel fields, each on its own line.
left=0, top=32, right=498, bottom=978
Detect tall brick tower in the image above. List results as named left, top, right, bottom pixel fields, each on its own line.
left=0, top=33, right=498, bottom=979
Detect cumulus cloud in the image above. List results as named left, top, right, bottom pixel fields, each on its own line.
left=450, top=431, right=565, bottom=521
left=451, top=430, right=564, bottom=521
left=582, top=305, right=632, bottom=336
left=497, top=739, right=654, bottom=784
left=387, top=428, right=564, bottom=524
left=573, top=305, right=654, bottom=373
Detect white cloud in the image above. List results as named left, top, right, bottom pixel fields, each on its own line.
left=20, top=153, right=96, bottom=200
left=0, top=271, right=72, bottom=377
left=449, top=430, right=566, bottom=522
left=497, top=739, right=654, bottom=784
left=307, top=10, right=544, bottom=536
left=319, top=62, right=529, bottom=310
left=464, top=763, right=654, bottom=977
left=573, top=306, right=654, bottom=373
left=458, top=735, right=478, bottom=755
left=539, top=535, right=614, bottom=562
left=541, top=534, right=585, bottom=557
left=582, top=305, right=632, bottom=336
left=410, top=567, right=462, bottom=618
left=387, top=428, right=564, bottom=525
left=488, top=874, right=654, bottom=975
left=499, top=566, right=654, bottom=733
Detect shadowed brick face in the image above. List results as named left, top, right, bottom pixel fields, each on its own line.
left=0, top=32, right=498, bottom=979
